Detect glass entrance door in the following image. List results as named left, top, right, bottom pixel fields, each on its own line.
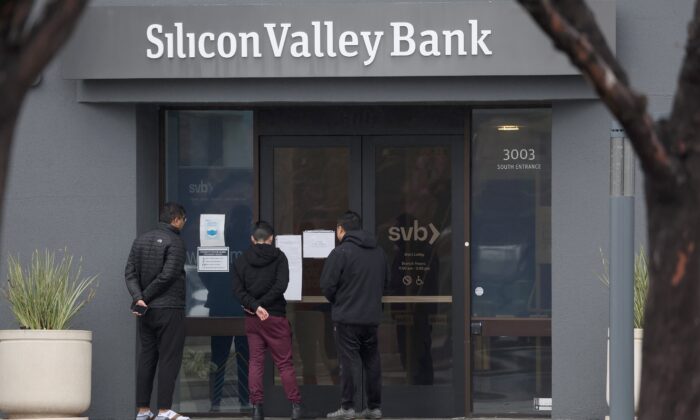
left=260, top=136, right=362, bottom=418
left=260, top=135, right=465, bottom=418
left=363, top=136, right=465, bottom=417
left=470, top=109, right=552, bottom=416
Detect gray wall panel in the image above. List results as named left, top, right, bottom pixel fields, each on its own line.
left=0, top=59, right=137, bottom=420
left=551, top=101, right=611, bottom=420
left=617, top=0, right=692, bottom=97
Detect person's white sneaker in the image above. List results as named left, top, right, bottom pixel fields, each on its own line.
left=136, top=411, right=154, bottom=420
left=327, top=407, right=355, bottom=419
left=155, top=410, right=190, bottom=420
left=360, top=408, right=382, bottom=419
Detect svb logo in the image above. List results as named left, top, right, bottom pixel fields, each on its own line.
left=388, top=220, right=440, bottom=245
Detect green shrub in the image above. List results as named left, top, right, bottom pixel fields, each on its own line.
left=3, top=249, right=98, bottom=329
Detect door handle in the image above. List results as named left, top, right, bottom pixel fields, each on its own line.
left=470, top=321, right=483, bottom=336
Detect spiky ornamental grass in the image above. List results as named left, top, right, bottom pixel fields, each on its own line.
left=598, top=247, right=649, bottom=329
left=3, top=249, right=98, bottom=330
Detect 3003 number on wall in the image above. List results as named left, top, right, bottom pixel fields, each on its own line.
left=503, top=148, right=536, bottom=161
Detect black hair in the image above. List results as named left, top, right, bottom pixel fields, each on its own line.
left=337, top=211, right=362, bottom=231
left=159, top=202, right=186, bottom=224
left=252, top=220, right=275, bottom=241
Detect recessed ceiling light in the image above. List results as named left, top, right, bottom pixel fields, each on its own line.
left=497, top=125, right=520, bottom=131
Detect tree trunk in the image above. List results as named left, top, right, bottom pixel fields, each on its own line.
left=640, top=177, right=700, bottom=418
left=515, top=1, right=700, bottom=417
left=0, top=91, right=21, bottom=229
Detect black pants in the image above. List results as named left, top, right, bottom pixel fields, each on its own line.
left=136, top=308, right=186, bottom=409
left=210, top=335, right=250, bottom=406
left=334, top=323, right=382, bottom=410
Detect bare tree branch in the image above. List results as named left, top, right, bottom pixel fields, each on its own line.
left=0, top=1, right=32, bottom=46
left=12, top=0, right=87, bottom=89
left=555, top=0, right=628, bottom=86
left=518, top=0, right=682, bottom=185
left=666, top=1, right=700, bottom=157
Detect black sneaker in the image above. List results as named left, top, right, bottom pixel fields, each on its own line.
left=291, top=402, right=302, bottom=420
left=326, top=407, right=355, bottom=419
left=360, top=408, right=382, bottom=419
left=253, top=404, right=264, bottom=420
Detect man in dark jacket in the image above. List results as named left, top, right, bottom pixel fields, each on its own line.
left=321, top=211, right=388, bottom=420
left=232, top=221, right=302, bottom=420
left=125, top=202, right=190, bottom=420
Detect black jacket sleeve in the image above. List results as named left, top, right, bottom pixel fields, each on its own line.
left=232, top=259, right=261, bottom=311
left=320, top=249, right=344, bottom=303
left=258, top=253, right=290, bottom=308
left=141, top=239, right=186, bottom=303
left=124, top=241, right=143, bottom=302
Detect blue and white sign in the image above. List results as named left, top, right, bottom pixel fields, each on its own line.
left=199, top=214, right=226, bottom=247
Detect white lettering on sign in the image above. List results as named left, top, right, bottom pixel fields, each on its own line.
left=388, top=220, right=441, bottom=245
left=145, top=20, right=493, bottom=65
left=391, top=22, right=415, bottom=56
left=189, top=180, right=214, bottom=194
left=265, top=23, right=291, bottom=57
left=503, top=148, right=536, bottom=161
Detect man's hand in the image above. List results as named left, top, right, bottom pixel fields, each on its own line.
left=132, top=299, right=147, bottom=316
left=256, top=306, right=269, bottom=321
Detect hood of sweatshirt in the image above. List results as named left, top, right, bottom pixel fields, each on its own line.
left=341, top=230, right=377, bottom=248
left=244, top=243, right=281, bottom=267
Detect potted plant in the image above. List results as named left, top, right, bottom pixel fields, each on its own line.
left=0, top=249, right=98, bottom=419
left=600, top=247, right=649, bottom=412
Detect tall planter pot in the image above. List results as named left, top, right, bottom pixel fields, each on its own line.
left=0, top=330, right=92, bottom=420
left=606, top=328, right=643, bottom=413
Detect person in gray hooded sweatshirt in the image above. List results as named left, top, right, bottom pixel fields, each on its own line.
left=320, top=211, right=389, bottom=420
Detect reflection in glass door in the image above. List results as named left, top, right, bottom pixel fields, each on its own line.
left=164, top=110, right=255, bottom=417
left=364, top=136, right=465, bottom=418
left=261, top=135, right=465, bottom=418
left=261, top=136, right=361, bottom=418
left=470, top=109, right=552, bottom=416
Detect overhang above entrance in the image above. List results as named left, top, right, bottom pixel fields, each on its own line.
left=61, top=0, right=615, bottom=79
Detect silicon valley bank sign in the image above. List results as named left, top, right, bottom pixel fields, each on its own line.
left=62, top=1, right=615, bottom=79
left=146, top=21, right=492, bottom=65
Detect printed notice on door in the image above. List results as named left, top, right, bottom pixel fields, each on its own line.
left=197, top=247, right=229, bottom=272
left=302, top=230, right=336, bottom=258
left=276, top=235, right=303, bottom=301
left=200, top=214, right=226, bottom=247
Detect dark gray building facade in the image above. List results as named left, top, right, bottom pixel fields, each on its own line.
left=0, top=0, right=690, bottom=419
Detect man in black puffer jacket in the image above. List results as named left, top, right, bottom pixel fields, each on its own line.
left=321, top=211, right=389, bottom=420
left=232, top=221, right=302, bottom=420
left=125, top=202, right=190, bottom=420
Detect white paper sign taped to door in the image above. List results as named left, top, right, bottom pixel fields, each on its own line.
left=302, top=230, right=336, bottom=258
left=276, top=235, right=302, bottom=301
left=197, top=247, right=230, bottom=272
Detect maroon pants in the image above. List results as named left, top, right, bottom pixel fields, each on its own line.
left=245, top=315, right=302, bottom=404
